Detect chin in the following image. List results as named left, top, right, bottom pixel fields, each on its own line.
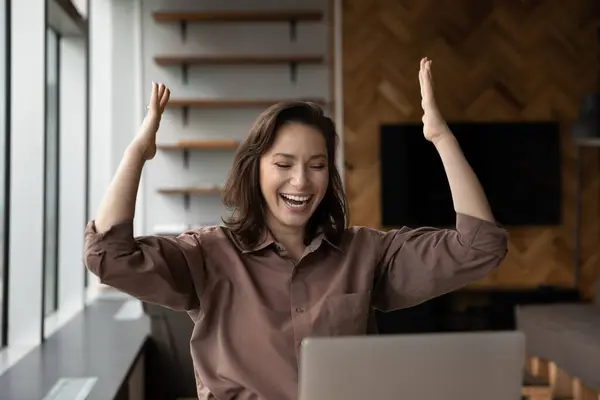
left=277, top=213, right=311, bottom=229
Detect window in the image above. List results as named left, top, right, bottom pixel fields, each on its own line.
left=1, top=0, right=89, bottom=354
left=43, top=27, right=60, bottom=316
left=0, top=0, right=8, bottom=346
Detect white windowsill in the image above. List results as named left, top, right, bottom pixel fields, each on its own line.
left=0, top=285, right=103, bottom=376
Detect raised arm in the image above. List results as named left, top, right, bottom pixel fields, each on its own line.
left=85, top=83, right=204, bottom=311
left=371, top=58, right=508, bottom=311
left=95, top=82, right=169, bottom=232
left=419, top=57, right=494, bottom=222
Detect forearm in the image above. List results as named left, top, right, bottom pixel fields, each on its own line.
left=94, top=145, right=145, bottom=233
left=433, top=132, right=495, bottom=222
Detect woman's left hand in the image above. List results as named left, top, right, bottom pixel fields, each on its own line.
left=419, top=57, right=450, bottom=144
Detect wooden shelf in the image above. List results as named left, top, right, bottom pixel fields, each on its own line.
left=151, top=10, right=323, bottom=43
left=168, top=98, right=326, bottom=108
left=168, top=98, right=327, bottom=126
left=158, top=140, right=239, bottom=168
left=152, top=10, right=323, bottom=23
left=155, top=55, right=324, bottom=84
left=154, top=54, right=324, bottom=66
left=157, top=139, right=239, bottom=150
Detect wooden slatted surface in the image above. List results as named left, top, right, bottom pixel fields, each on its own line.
left=523, top=371, right=553, bottom=400
left=342, top=0, right=600, bottom=297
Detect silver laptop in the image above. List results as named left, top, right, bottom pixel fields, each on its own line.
left=298, top=331, right=525, bottom=400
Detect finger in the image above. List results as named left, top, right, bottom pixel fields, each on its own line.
left=150, top=82, right=157, bottom=104
left=426, top=61, right=434, bottom=88
left=419, top=60, right=425, bottom=94
left=160, top=85, right=169, bottom=102
left=157, top=83, right=166, bottom=102
left=160, top=87, right=171, bottom=111
left=148, top=82, right=159, bottom=112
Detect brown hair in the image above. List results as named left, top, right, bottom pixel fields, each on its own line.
left=221, top=101, right=348, bottom=248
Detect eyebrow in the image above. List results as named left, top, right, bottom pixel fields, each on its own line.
left=273, top=152, right=327, bottom=160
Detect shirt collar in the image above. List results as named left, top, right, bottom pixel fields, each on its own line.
left=226, top=228, right=343, bottom=254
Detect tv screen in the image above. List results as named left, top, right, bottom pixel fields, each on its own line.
left=380, top=122, right=562, bottom=228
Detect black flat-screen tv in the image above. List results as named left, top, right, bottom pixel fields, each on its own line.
left=380, top=122, right=562, bottom=228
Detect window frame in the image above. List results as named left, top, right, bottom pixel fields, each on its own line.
left=42, top=26, right=61, bottom=320
left=0, top=0, right=11, bottom=349
left=83, top=0, right=90, bottom=289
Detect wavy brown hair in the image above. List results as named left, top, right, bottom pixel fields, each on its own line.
left=221, top=101, right=348, bottom=248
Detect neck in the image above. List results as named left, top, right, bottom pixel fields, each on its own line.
left=270, top=226, right=304, bottom=248
left=266, top=219, right=306, bottom=259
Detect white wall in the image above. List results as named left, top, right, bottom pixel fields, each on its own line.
left=86, top=0, right=147, bottom=291
left=87, top=0, right=113, bottom=291
left=88, top=0, right=113, bottom=227
left=140, top=0, right=334, bottom=233
left=111, top=0, right=139, bottom=177
left=88, top=0, right=143, bottom=242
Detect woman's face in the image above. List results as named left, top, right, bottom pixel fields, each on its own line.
left=259, top=122, right=329, bottom=234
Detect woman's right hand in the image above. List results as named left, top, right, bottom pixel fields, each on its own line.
left=132, top=82, right=171, bottom=160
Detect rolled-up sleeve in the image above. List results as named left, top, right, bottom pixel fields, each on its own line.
left=372, top=213, right=508, bottom=311
left=84, top=220, right=205, bottom=311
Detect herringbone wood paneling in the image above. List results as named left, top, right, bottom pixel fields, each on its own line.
left=342, top=0, right=600, bottom=298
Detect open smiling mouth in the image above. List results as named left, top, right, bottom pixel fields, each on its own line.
left=279, top=193, right=313, bottom=208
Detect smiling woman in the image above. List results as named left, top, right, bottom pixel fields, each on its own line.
left=84, top=61, right=509, bottom=400
left=221, top=102, right=347, bottom=261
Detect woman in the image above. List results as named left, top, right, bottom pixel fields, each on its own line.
left=84, top=58, right=508, bottom=400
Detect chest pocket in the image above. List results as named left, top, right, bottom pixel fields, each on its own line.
left=320, top=291, right=372, bottom=336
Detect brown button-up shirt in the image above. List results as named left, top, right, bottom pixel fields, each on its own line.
left=84, top=213, right=508, bottom=400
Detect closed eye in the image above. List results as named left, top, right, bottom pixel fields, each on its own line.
left=311, top=164, right=326, bottom=170
left=275, top=163, right=291, bottom=169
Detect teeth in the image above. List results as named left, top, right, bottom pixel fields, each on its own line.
left=281, top=194, right=311, bottom=202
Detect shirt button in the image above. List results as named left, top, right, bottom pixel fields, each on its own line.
left=295, top=307, right=305, bottom=313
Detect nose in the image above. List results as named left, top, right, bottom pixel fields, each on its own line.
left=290, top=166, right=308, bottom=189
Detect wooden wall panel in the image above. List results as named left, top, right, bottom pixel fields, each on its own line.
left=342, top=0, right=600, bottom=297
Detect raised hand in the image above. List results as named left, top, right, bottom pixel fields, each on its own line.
left=133, top=82, right=171, bottom=160
left=419, top=57, right=449, bottom=144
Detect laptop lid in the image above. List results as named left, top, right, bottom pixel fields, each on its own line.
left=298, top=331, right=525, bottom=400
